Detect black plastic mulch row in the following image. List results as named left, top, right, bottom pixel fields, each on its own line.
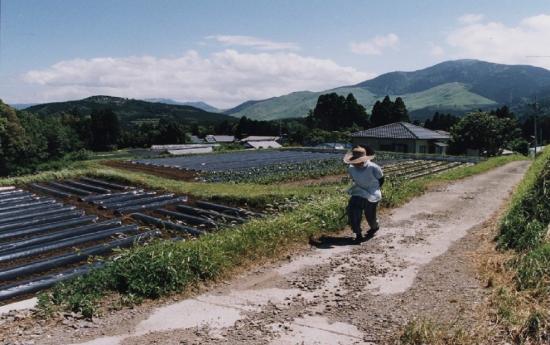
left=0, top=230, right=159, bottom=283
left=30, top=178, right=131, bottom=199
left=0, top=262, right=106, bottom=301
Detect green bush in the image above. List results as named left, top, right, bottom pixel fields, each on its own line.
left=508, top=138, right=530, bottom=156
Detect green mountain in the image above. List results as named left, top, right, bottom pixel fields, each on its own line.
left=144, top=98, right=221, bottom=113
left=10, top=103, right=38, bottom=110
left=226, top=60, right=550, bottom=121
left=357, top=59, right=550, bottom=104
left=25, top=96, right=230, bottom=125
left=225, top=88, right=378, bottom=121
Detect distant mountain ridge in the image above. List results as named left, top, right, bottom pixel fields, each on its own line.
left=25, top=96, right=230, bottom=125
left=144, top=98, right=221, bottom=113
left=356, top=59, right=550, bottom=104
left=225, top=59, right=550, bottom=121
left=19, top=60, right=550, bottom=124
left=10, top=103, right=38, bottom=110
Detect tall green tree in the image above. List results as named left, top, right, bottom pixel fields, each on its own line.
left=449, top=111, right=522, bottom=156
left=370, top=96, right=409, bottom=127
left=490, top=105, right=514, bottom=119
left=156, top=118, right=190, bottom=144
left=0, top=101, right=32, bottom=175
left=306, top=93, right=368, bottom=130
left=424, top=112, right=459, bottom=131
left=90, top=108, right=120, bottom=151
left=392, top=97, right=409, bottom=123
left=343, top=93, right=369, bottom=128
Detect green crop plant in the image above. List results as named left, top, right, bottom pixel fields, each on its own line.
left=200, top=158, right=347, bottom=184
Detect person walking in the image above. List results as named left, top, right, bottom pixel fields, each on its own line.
left=343, top=145, right=384, bottom=243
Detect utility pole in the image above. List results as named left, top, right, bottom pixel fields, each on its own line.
left=531, top=100, right=539, bottom=157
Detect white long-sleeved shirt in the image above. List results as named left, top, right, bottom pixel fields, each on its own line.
left=347, top=161, right=383, bottom=203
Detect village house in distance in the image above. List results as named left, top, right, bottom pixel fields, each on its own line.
left=351, top=122, right=451, bottom=155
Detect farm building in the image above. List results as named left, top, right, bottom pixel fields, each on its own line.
left=190, top=135, right=205, bottom=144
left=240, top=136, right=282, bottom=149
left=351, top=122, right=450, bottom=154
left=205, top=135, right=235, bottom=143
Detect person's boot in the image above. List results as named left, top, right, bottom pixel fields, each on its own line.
left=353, top=233, right=364, bottom=244
left=366, top=227, right=380, bottom=238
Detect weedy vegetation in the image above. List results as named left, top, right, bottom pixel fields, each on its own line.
left=397, top=318, right=478, bottom=345
left=482, top=147, right=550, bottom=344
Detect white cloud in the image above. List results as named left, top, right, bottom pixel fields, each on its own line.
left=458, top=13, right=484, bottom=24
left=22, top=50, right=372, bottom=108
left=350, top=33, right=399, bottom=55
left=429, top=43, right=445, bottom=57
left=447, top=14, right=550, bottom=69
left=206, top=35, right=300, bottom=51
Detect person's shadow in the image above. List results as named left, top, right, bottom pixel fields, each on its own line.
left=309, top=233, right=375, bottom=248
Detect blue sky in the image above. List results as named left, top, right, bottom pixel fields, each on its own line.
left=1, top=0, right=550, bottom=107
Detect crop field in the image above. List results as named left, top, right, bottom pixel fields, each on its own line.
left=133, top=150, right=344, bottom=171
left=383, top=160, right=470, bottom=180
left=128, top=149, right=471, bottom=184
left=0, top=178, right=261, bottom=304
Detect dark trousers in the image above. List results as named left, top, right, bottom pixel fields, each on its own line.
left=347, top=196, right=379, bottom=235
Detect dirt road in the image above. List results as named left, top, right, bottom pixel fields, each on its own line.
left=3, top=161, right=529, bottom=345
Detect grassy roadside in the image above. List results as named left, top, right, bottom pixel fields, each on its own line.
left=485, top=148, right=550, bottom=344
left=29, top=154, right=528, bottom=318
left=398, top=149, right=549, bottom=345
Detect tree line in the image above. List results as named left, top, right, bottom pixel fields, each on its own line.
left=1, top=93, right=547, bottom=176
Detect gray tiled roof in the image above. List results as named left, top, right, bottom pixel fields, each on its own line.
left=351, top=122, right=450, bottom=140
left=205, top=135, right=235, bottom=143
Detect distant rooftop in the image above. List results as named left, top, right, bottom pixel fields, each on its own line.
left=240, top=136, right=280, bottom=142
left=244, top=140, right=282, bottom=149
left=205, top=135, right=235, bottom=143
left=351, top=122, right=450, bottom=140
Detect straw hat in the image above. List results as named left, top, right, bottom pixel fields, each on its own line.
left=343, top=146, right=375, bottom=164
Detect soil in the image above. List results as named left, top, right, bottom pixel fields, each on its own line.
left=0, top=161, right=530, bottom=345
left=103, top=161, right=199, bottom=182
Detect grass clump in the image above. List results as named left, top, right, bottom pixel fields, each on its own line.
left=499, top=149, right=550, bottom=251
left=515, top=243, right=550, bottom=292
left=516, top=310, right=550, bottom=344
left=398, top=319, right=475, bottom=345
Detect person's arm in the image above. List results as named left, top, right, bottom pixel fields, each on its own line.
left=374, top=164, right=384, bottom=188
